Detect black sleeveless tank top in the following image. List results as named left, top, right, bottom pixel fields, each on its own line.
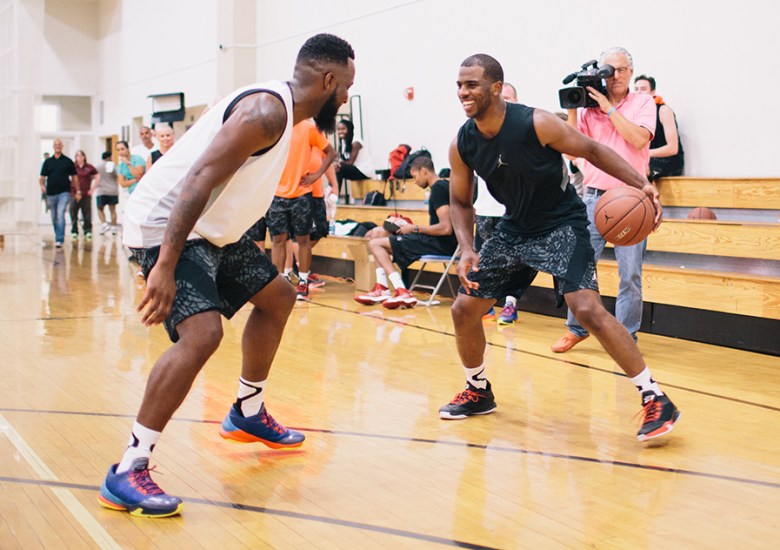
left=650, top=103, right=684, bottom=162
left=457, top=103, right=585, bottom=236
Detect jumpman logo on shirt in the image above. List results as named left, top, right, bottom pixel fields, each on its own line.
left=497, top=154, right=509, bottom=168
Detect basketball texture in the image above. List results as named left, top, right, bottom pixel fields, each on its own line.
left=687, top=207, right=717, bottom=220
left=594, top=187, right=656, bottom=246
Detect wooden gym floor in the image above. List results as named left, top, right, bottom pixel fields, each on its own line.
left=1, top=234, right=779, bottom=549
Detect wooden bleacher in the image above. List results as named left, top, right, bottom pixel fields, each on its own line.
left=350, top=179, right=428, bottom=202
left=655, top=177, right=780, bottom=209
left=313, top=177, right=779, bottom=352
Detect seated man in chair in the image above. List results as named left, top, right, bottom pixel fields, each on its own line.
left=355, top=156, right=458, bottom=309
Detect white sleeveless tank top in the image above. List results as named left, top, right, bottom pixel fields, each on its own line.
left=122, top=80, right=293, bottom=248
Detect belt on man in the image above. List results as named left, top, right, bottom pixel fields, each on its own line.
left=585, top=187, right=608, bottom=196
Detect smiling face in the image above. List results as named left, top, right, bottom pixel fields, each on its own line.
left=457, top=64, right=501, bottom=120
left=156, top=125, right=174, bottom=151
left=75, top=150, right=86, bottom=165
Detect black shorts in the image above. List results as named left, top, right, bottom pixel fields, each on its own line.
left=475, top=215, right=500, bottom=251
left=245, top=217, right=267, bottom=242
left=266, top=195, right=313, bottom=237
left=96, top=195, right=119, bottom=208
left=131, top=234, right=278, bottom=343
left=310, top=196, right=328, bottom=240
left=389, top=234, right=457, bottom=270
left=462, top=223, right=598, bottom=305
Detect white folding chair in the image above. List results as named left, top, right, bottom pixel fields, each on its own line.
left=408, top=245, right=460, bottom=306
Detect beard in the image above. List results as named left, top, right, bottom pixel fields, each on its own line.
left=314, top=91, right=340, bottom=133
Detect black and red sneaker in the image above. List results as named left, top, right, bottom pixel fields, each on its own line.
left=439, top=382, right=497, bottom=419
left=637, top=391, right=681, bottom=441
left=296, top=280, right=309, bottom=300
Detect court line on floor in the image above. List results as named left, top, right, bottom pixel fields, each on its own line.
left=0, top=413, right=122, bottom=549
left=0, top=476, right=497, bottom=549
left=2, top=407, right=779, bottom=490
left=310, top=301, right=780, bottom=412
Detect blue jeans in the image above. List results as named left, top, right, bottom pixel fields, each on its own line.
left=566, top=188, right=647, bottom=338
left=47, top=192, right=71, bottom=243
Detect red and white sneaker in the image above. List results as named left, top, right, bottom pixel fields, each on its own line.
left=382, top=288, right=418, bottom=309
left=308, top=273, right=326, bottom=288
left=354, top=283, right=391, bottom=305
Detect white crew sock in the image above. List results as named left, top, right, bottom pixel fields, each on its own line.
left=237, top=377, right=266, bottom=417
left=389, top=271, right=405, bottom=290
left=117, top=422, right=161, bottom=473
left=630, top=366, right=663, bottom=397
left=504, top=295, right=517, bottom=307
left=375, top=268, right=388, bottom=288
left=299, top=271, right=309, bottom=283
left=464, top=364, right=488, bottom=390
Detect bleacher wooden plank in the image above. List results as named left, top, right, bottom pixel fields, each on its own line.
left=339, top=205, right=780, bottom=261
left=655, top=177, right=780, bottom=209
left=336, top=205, right=428, bottom=227
left=312, top=238, right=780, bottom=320
left=350, top=179, right=427, bottom=201
left=645, top=219, right=779, bottom=260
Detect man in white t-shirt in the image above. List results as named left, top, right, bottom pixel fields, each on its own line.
left=98, top=33, right=356, bottom=519
left=130, top=125, right=158, bottom=161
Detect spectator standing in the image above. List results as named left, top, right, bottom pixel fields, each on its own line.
left=116, top=141, right=146, bottom=194
left=634, top=75, right=684, bottom=181
left=94, top=151, right=119, bottom=234
left=147, top=123, right=175, bottom=169
left=266, top=118, right=336, bottom=299
left=334, top=119, right=374, bottom=203
left=71, top=150, right=99, bottom=241
left=39, top=138, right=76, bottom=248
left=131, top=125, right=158, bottom=161
left=552, top=46, right=656, bottom=353
left=354, top=156, right=457, bottom=309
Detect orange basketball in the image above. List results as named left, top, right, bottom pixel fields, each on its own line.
left=594, top=187, right=656, bottom=246
left=687, top=207, right=717, bottom=220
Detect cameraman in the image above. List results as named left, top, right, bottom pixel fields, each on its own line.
left=552, top=46, right=657, bottom=353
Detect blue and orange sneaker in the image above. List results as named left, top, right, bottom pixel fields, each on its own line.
left=497, top=303, right=518, bottom=325
left=482, top=307, right=496, bottom=321
left=98, top=458, right=183, bottom=518
left=219, top=404, right=305, bottom=449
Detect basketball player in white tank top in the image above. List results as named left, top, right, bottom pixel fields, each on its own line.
left=99, top=34, right=356, bottom=518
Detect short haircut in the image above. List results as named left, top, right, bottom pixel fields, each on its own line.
left=117, top=140, right=129, bottom=148
left=297, top=33, right=355, bottom=66
left=503, top=82, right=518, bottom=100
left=410, top=155, right=434, bottom=173
left=600, top=46, right=634, bottom=68
left=635, top=74, right=656, bottom=91
left=461, top=54, right=504, bottom=83
left=101, top=151, right=112, bottom=160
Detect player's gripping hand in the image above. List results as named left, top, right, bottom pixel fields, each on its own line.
left=138, top=264, right=175, bottom=326
left=457, top=248, right=480, bottom=294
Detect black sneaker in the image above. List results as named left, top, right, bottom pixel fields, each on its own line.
left=637, top=391, right=681, bottom=441
left=439, top=382, right=497, bottom=419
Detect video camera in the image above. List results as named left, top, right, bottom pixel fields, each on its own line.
left=558, top=60, right=615, bottom=109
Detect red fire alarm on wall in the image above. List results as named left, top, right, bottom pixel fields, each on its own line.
left=404, top=87, right=414, bottom=101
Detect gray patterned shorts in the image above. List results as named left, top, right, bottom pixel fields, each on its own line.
left=131, top=234, right=278, bottom=342
left=266, top=194, right=313, bottom=237
left=463, top=223, right=598, bottom=304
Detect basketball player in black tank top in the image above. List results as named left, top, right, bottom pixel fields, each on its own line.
left=439, top=54, right=680, bottom=442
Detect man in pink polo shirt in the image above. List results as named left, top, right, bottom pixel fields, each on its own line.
left=553, top=46, right=657, bottom=353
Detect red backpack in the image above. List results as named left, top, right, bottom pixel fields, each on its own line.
left=388, top=144, right=411, bottom=180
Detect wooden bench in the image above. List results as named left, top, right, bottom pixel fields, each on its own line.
left=336, top=206, right=780, bottom=261
left=350, top=179, right=428, bottom=202
left=311, top=235, right=780, bottom=319
left=655, top=177, right=780, bottom=210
